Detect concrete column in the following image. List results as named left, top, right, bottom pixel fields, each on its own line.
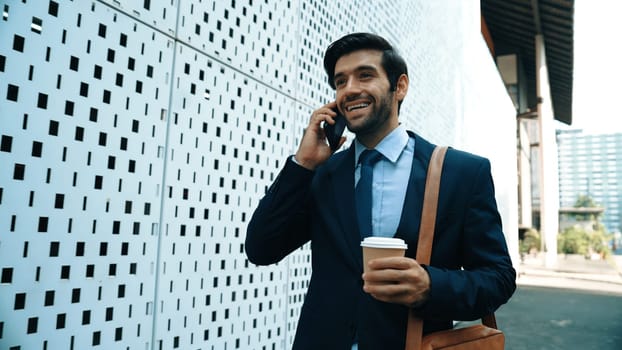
left=535, top=34, right=560, bottom=267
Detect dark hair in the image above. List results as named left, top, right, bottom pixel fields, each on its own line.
left=323, top=32, right=408, bottom=91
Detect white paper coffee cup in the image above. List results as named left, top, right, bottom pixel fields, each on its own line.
left=360, top=237, right=407, bottom=274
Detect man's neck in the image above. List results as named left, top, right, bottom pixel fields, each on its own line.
left=357, top=121, right=400, bottom=149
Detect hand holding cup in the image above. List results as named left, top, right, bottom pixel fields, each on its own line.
left=360, top=237, right=430, bottom=306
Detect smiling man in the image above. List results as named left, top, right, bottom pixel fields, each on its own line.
left=245, top=33, right=516, bottom=350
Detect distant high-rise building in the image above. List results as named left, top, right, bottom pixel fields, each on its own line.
left=557, top=129, right=622, bottom=234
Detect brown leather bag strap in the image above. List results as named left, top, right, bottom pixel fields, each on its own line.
left=482, top=314, right=498, bottom=329
left=405, top=312, right=424, bottom=350
left=404, top=146, right=498, bottom=350
left=414, top=146, right=447, bottom=266
left=405, top=146, right=447, bottom=350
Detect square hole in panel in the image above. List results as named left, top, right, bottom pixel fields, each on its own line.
left=13, top=163, right=25, bottom=180
left=12, top=34, right=25, bottom=52
left=6, top=84, right=19, bottom=101
left=14, top=293, right=26, bottom=310
left=1, top=267, right=14, bottom=283
left=1, top=135, right=12, bottom=152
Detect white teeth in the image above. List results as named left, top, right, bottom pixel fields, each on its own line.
left=347, top=103, right=369, bottom=112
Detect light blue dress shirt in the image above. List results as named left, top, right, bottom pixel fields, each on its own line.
left=354, top=124, right=414, bottom=238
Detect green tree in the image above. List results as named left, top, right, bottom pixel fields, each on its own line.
left=572, top=194, right=602, bottom=221
left=558, top=195, right=611, bottom=258
left=519, top=228, right=541, bottom=254
left=558, top=224, right=612, bottom=258
left=558, top=226, right=589, bottom=255
left=574, top=194, right=597, bottom=208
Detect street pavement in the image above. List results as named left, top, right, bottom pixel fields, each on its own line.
left=461, top=253, right=622, bottom=349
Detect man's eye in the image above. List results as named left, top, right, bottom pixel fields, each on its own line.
left=334, top=79, right=346, bottom=87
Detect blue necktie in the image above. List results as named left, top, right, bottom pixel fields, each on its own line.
left=355, top=149, right=383, bottom=238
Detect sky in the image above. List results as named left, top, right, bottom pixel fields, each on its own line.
left=561, top=0, right=622, bottom=134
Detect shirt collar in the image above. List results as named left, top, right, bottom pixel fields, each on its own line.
left=354, top=124, right=410, bottom=165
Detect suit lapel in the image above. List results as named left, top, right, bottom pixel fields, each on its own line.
left=329, top=148, right=364, bottom=272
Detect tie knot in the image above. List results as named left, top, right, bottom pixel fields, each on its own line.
left=359, top=149, right=383, bottom=167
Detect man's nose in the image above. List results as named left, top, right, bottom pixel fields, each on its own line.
left=341, top=77, right=362, bottom=95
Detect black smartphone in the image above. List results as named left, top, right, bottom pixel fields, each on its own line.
left=324, top=108, right=346, bottom=151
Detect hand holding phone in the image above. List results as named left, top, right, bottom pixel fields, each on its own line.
left=323, top=108, right=346, bottom=151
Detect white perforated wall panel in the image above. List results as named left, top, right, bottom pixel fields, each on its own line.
left=0, top=1, right=174, bottom=349
left=1, top=1, right=517, bottom=349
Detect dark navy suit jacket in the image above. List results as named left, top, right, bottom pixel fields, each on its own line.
left=246, top=133, right=516, bottom=349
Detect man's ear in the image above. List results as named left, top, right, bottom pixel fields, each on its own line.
left=395, top=74, right=409, bottom=101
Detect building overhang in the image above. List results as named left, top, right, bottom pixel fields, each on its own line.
left=481, top=0, right=574, bottom=125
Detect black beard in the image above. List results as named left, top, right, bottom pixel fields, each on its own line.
left=346, top=90, right=394, bottom=137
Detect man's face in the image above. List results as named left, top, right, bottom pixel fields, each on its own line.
left=333, top=49, right=399, bottom=138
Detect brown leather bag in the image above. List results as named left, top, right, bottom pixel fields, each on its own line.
left=405, top=146, right=505, bottom=350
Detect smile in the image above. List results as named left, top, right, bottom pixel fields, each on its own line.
left=346, top=103, right=370, bottom=112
